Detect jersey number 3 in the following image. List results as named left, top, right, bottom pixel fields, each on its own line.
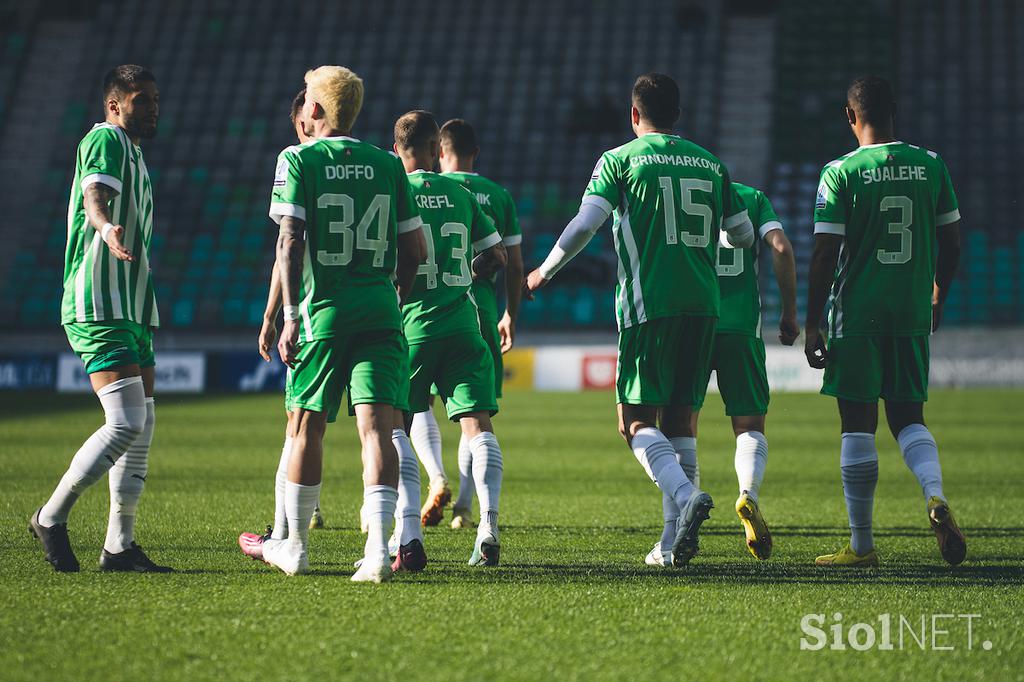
left=877, top=195, right=913, bottom=265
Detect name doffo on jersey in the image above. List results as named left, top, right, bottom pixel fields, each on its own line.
left=860, top=165, right=927, bottom=184
left=324, top=164, right=375, bottom=180
left=630, top=153, right=722, bottom=176
left=416, top=193, right=456, bottom=209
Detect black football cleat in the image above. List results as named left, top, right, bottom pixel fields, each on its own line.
left=99, top=543, right=174, bottom=573
left=28, top=508, right=80, bottom=573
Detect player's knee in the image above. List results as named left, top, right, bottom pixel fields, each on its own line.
left=294, top=410, right=327, bottom=440
left=106, top=406, right=147, bottom=442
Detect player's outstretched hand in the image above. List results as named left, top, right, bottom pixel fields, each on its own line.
left=804, top=327, right=828, bottom=369
left=498, top=311, right=515, bottom=353
left=258, top=319, right=278, bottom=362
left=779, top=314, right=799, bottom=346
left=522, top=269, right=548, bottom=301
left=103, top=224, right=134, bottom=262
left=278, top=320, right=300, bottom=368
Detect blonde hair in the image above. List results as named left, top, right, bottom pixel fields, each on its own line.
left=304, top=65, right=363, bottom=133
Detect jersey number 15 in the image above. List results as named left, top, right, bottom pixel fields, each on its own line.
left=658, top=176, right=712, bottom=248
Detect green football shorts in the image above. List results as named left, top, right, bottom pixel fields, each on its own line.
left=429, top=316, right=503, bottom=401
left=408, top=331, right=498, bottom=420
left=822, top=334, right=930, bottom=403
left=695, top=333, right=770, bottom=416
left=285, top=327, right=404, bottom=423
left=64, top=320, right=155, bottom=374
left=616, top=314, right=717, bottom=407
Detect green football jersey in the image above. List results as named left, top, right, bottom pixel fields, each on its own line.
left=269, top=136, right=422, bottom=343
left=62, top=123, right=159, bottom=327
left=403, top=171, right=501, bottom=343
left=442, top=171, right=521, bottom=323
left=814, top=141, right=960, bottom=338
left=584, top=133, right=749, bottom=330
left=716, top=183, right=783, bottom=336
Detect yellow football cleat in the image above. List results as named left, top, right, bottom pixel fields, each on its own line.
left=815, top=543, right=879, bottom=567
left=927, top=497, right=967, bottom=565
left=735, top=492, right=772, bottom=560
left=420, top=475, right=451, bottom=527
left=450, top=507, right=476, bottom=529
left=309, top=506, right=325, bottom=530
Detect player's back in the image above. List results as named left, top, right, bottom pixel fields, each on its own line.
left=403, top=171, right=499, bottom=343
left=717, top=183, right=777, bottom=336
left=587, top=133, right=745, bottom=328
left=271, top=137, right=416, bottom=339
left=814, top=142, right=959, bottom=337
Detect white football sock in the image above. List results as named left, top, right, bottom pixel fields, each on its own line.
left=410, top=410, right=446, bottom=481
left=669, top=436, right=699, bottom=487
left=660, top=492, right=680, bottom=548
left=39, top=376, right=147, bottom=526
left=897, top=424, right=945, bottom=502
left=840, top=432, right=878, bottom=555
left=285, top=481, right=320, bottom=550
left=452, top=434, right=475, bottom=510
left=470, top=432, right=503, bottom=542
left=735, top=431, right=768, bottom=502
left=271, top=436, right=293, bottom=540
left=104, top=397, right=155, bottom=553
left=392, top=429, right=423, bottom=545
left=363, top=484, right=398, bottom=564
left=631, top=427, right=694, bottom=510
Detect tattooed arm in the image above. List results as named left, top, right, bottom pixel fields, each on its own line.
left=276, top=215, right=305, bottom=368
left=84, top=183, right=133, bottom=261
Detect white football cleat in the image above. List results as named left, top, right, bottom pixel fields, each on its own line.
left=261, top=538, right=309, bottom=576
left=351, top=558, right=393, bottom=583
left=644, top=541, right=673, bottom=567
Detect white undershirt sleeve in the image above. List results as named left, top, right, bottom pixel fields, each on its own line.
left=538, top=198, right=612, bottom=279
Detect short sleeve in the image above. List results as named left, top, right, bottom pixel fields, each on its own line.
left=501, top=189, right=522, bottom=246
left=721, top=173, right=750, bottom=233
left=395, top=161, right=423, bottom=234
left=469, top=195, right=501, bottom=252
left=935, top=158, right=960, bottom=226
left=582, top=152, right=619, bottom=214
left=269, top=147, right=306, bottom=224
left=756, top=190, right=783, bottom=238
left=79, top=128, right=126, bottom=194
left=813, top=164, right=847, bottom=235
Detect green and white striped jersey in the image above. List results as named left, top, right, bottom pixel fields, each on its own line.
left=584, top=133, right=748, bottom=330
left=813, top=141, right=960, bottom=338
left=62, top=123, right=158, bottom=326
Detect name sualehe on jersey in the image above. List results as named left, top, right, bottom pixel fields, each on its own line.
left=630, top=153, right=721, bottom=176
left=860, top=165, right=927, bottom=184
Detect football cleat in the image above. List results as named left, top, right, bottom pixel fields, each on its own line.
left=644, top=541, right=673, bottom=567
left=450, top=507, right=476, bottom=530
left=815, top=543, right=879, bottom=567
left=351, top=559, right=393, bottom=583
left=468, top=533, right=500, bottom=567
left=262, top=538, right=309, bottom=576
left=28, top=508, right=80, bottom=573
left=927, top=497, right=967, bottom=565
left=672, top=491, right=714, bottom=567
left=309, top=506, right=325, bottom=530
left=735, top=492, right=772, bottom=560
left=391, top=539, right=427, bottom=572
left=239, top=532, right=267, bottom=561
left=99, top=543, right=173, bottom=573
left=420, top=475, right=451, bottom=527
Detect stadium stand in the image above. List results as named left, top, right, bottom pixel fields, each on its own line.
left=0, top=0, right=1020, bottom=331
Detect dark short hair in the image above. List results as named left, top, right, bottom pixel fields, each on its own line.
left=290, top=88, right=306, bottom=124
left=439, top=118, right=478, bottom=156
left=631, top=73, right=680, bottom=129
left=102, top=64, right=156, bottom=101
left=394, top=110, right=439, bottom=151
left=847, top=76, right=895, bottom=127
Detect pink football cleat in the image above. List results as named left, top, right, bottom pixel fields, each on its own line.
left=238, top=532, right=267, bottom=561
left=391, top=539, right=427, bottom=572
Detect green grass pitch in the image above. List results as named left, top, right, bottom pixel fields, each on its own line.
left=0, top=389, right=1021, bottom=680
